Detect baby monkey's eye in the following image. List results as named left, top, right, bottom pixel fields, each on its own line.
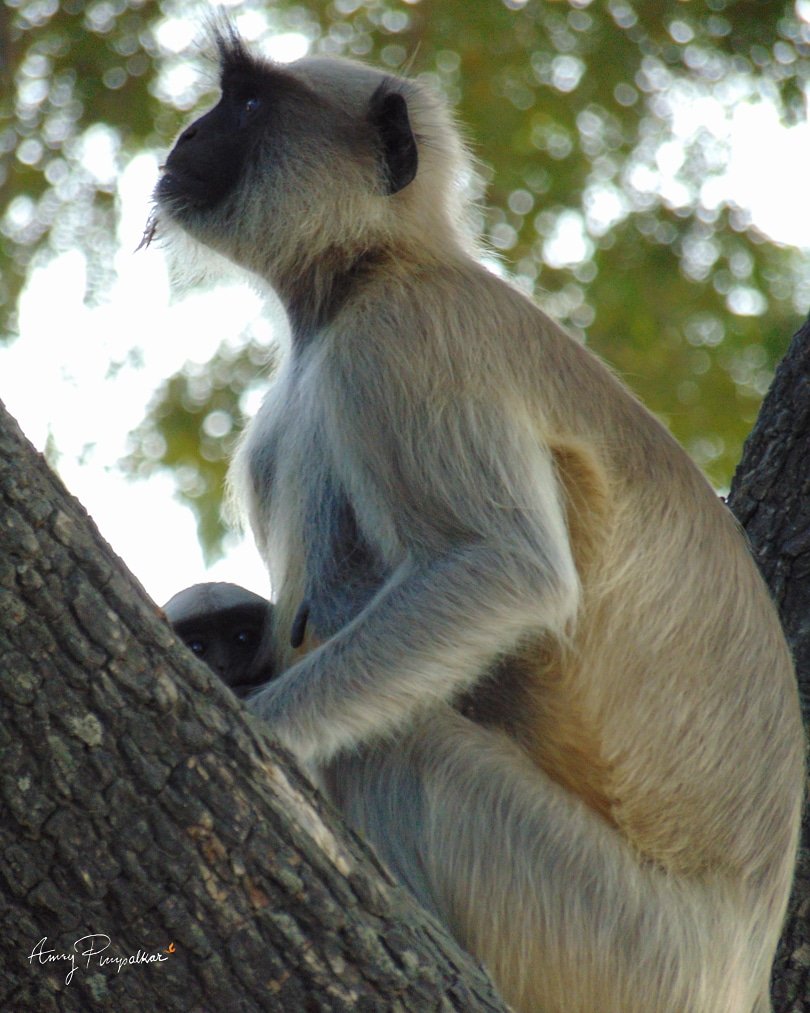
left=244, top=96, right=261, bottom=114
left=233, top=629, right=257, bottom=646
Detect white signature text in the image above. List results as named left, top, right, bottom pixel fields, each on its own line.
left=29, top=935, right=169, bottom=985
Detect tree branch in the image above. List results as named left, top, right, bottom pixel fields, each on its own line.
left=728, top=315, right=810, bottom=1012
left=0, top=399, right=507, bottom=1011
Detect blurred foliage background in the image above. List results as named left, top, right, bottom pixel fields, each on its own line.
left=1, top=0, right=809, bottom=560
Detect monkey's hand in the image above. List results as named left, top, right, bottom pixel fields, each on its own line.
left=245, top=542, right=578, bottom=765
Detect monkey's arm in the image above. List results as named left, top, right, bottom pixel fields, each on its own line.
left=247, top=445, right=579, bottom=764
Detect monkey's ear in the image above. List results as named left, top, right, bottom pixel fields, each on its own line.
left=369, top=87, right=418, bottom=195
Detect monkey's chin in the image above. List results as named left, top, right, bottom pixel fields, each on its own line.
left=142, top=210, right=247, bottom=292
left=230, top=685, right=256, bottom=700
left=232, top=679, right=273, bottom=700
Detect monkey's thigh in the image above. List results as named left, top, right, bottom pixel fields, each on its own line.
left=319, top=706, right=557, bottom=927
left=318, top=708, right=756, bottom=1013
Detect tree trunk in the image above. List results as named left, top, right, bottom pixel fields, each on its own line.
left=728, top=314, right=810, bottom=1013
left=0, top=401, right=508, bottom=1011
left=1, top=311, right=808, bottom=1011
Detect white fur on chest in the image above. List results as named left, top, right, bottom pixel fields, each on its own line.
left=237, top=344, right=404, bottom=589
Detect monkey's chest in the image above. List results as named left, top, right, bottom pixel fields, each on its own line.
left=249, top=385, right=390, bottom=641
left=298, top=471, right=388, bottom=639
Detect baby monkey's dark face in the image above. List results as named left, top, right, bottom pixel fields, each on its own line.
left=164, top=582, right=273, bottom=697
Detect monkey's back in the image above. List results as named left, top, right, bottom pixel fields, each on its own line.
left=524, top=271, right=800, bottom=886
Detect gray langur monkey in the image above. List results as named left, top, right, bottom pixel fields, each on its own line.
left=164, top=582, right=272, bottom=696
left=144, top=25, right=805, bottom=1013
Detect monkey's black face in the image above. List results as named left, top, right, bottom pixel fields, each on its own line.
left=148, top=25, right=419, bottom=268
left=158, top=49, right=301, bottom=216
left=174, top=611, right=268, bottom=696
left=156, top=32, right=360, bottom=224
left=164, top=582, right=274, bottom=696
left=157, top=95, right=257, bottom=213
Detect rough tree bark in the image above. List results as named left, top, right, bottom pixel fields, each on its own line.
left=0, top=401, right=508, bottom=1011
left=728, top=314, right=810, bottom=1013
left=0, top=318, right=807, bottom=1012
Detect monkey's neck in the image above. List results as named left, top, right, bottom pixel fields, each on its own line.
left=281, top=248, right=390, bottom=343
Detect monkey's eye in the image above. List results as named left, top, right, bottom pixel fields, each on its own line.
left=233, top=629, right=257, bottom=646
left=234, top=94, right=262, bottom=129
left=188, top=639, right=207, bottom=656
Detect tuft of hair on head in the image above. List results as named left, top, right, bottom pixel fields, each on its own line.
left=206, top=12, right=251, bottom=74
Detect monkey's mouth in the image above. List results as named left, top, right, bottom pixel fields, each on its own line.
left=231, top=672, right=271, bottom=700
left=230, top=684, right=256, bottom=700
left=137, top=171, right=211, bottom=250
left=157, top=163, right=231, bottom=214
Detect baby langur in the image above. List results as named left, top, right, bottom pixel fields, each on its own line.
left=164, top=582, right=272, bottom=696
left=145, top=25, right=805, bottom=1013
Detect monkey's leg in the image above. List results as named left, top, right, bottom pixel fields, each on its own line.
left=324, top=708, right=771, bottom=1013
